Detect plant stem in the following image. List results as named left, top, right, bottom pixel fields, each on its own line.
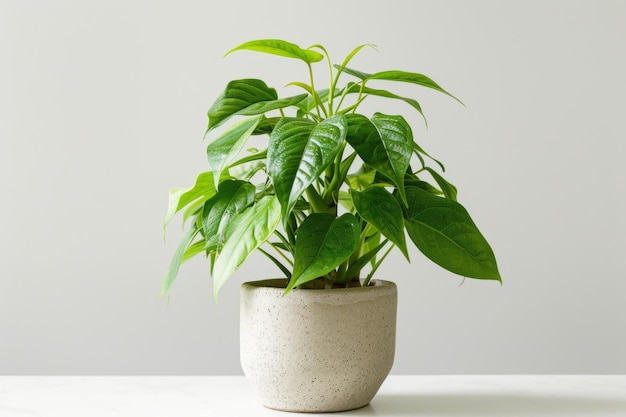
left=364, top=243, right=394, bottom=286
left=307, top=63, right=327, bottom=119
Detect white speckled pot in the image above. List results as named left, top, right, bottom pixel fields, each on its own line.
left=240, top=279, right=397, bottom=413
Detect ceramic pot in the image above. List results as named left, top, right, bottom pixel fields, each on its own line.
left=240, top=279, right=397, bottom=412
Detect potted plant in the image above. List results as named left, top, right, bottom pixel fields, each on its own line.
left=162, top=39, right=501, bottom=412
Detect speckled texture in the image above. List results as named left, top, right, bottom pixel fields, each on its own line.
left=240, top=279, right=397, bottom=413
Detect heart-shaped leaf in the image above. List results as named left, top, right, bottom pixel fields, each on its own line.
left=400, top=186, right=501, bottom=281
left=287, top=213, right=360, bottom=292
left=345, top=113, right=413, bottom=205
left=212, top=196, right=281, bottom=297
left=206, top=79, right=277, bottom=132
left=352, top=186, right=409, bottom=261
left=206, top=116, right=262, bottom=187
left=226, top=39, right=324, bottom=63
left=202, top=180, right=256, bottom=251
left=268, top=115, right=347, bottom=223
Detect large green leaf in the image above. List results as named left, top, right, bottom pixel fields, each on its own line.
left=400, top=186, right=501, bottom=281
left=206, top=116, right=262, bottom=187
left=267, top=115, right=347, bottom=222
left=163, top=172, right=216, bottom=235
left=212, top=196, right=281, bottom=297
left=225, top=39, right=324, bottom=63
left=352, top=186, right=409, bottom=261
left=206, top=79, right=277, bottom=132
left=345, top=113, right=413, bottom=205
left=202, top=180, right=256, bottom=251
left=286, top=213, right=360, bottom=292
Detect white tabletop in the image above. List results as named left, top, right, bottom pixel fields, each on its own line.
left=1, top=375, right=625, bottom=416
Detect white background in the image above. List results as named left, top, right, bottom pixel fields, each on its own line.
left=1, top=0, right=625, bottom=375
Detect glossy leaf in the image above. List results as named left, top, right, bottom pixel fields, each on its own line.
left=400, top=186, right=501, bottom=281
left=212, top=196, right=281, bottom=297
left=206, top=116, right=262, bottom=187
left=287, top=213, right=360, bottom=292
left=206, top=79, right=277, bottom=132
left=345, top=113, right=413, bottom=205
left=226, top=39, right=324, bottom=63
left=202, top=180, right=256, bottom=251
left=163, top=172, right=216, bottom=235
left=352, top=187, right=409, bottom=260
left=268, top=115, right=347, bottom=222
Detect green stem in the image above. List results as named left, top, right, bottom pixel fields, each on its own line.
left=306, top=185, right=328, bottom=214
left=312, top=44, right=335, bottom=115
left=349, top=223, right=371, bottom=267
left=364, top=243, right=394, bottom=286
left=268, top=242, right=294, bottom=266
left=307, top=63, right=327, bottom=119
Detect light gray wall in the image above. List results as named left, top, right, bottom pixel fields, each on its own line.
left=1, top=0, right=625, bottom=375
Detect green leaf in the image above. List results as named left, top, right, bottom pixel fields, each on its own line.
left=345, top=82, right=427, bottom=126
left=238, top=93, right=308, bottom=116
left=212, top=196, right=281, bottom=297
left=345, top=113, right=413, bottom=205
left=225, top=39, right=324, bottom=63
left=334, top=45, right=376, bottom=79
left=206, top=79, right=277, bottom=132
left=423, top=167, right=458, bottom=201
left=206, top=116, right=262, bottom=188
left=182, top=240, right=207, bottom=264
left=346, top=166, right=376, bottom=191
left=163, top=172, right=216, bottom=235
left=161, top=221, right=201, bottom=298
left=339, top=66, right=463, bottom=105
left=258, top=247, right=292, bottom=279
left=337, top=65, right=371, bottom=80
left=267, top=115, right=347, bottom=223
left=287, top=213, right=360, bottom=292
left=252, top=117, right=281, bottom=135
left=202, top=180, right=256, bottom=251
left=352, top=187, right=409, bottom=261
left=400, top=186, right=501, bottom=281
left=367, top=70, right=463, bottom=105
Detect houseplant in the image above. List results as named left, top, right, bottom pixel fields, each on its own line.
left=162, top=39, right=501, bottom=412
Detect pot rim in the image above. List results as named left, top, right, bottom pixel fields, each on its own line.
left=241, top=278, right=396, bottom=293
